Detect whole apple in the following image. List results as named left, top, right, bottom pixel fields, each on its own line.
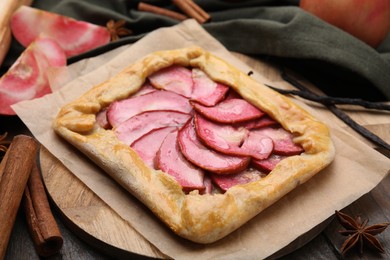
left=299, top=0, right=390, bottom=48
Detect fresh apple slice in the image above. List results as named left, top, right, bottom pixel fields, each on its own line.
left=156, top=130, right=205, bottom=193
left=131, top=126, right=177, bottom=168
left=252, top=154, right=287, bottom=173
left=191, top=98, right=264, bottom=124
left=178, top=119, right=250, bottom=174
left=252, top=126, right=304, bottom=155
left=114, top=110, right=191, bottom=146
left=191, top=68, right=229, bottom=106
left=46, top=66, right=72, bottom=92
left=107, top=90, right=192, bottom=128
left=148, top=65, right=193, bottom=98
left=11, top=5, right=111, bottom=57
left=210, top=168, right=266, bottom=191
left=0, top=35, right=66, bottom=115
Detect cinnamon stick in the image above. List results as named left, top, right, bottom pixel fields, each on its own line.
left=23, top=158, right=63, bottom=257
left=138, top=2, right=188, bottom=21
left=0, top=135, right=10, bottom=180
left=0, top=135, right=38, bottom=259
left=185, top=0, right=210, bottom=22
left=171, top=0, right=210, bottom=24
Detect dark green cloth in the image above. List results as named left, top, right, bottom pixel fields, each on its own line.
left=4, top=0, right=390, bottom=100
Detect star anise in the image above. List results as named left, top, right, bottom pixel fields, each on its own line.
left=335, top=210, right=390, bottom=255
left=0, top=132, right=11, bottom=161
left=106, top=19, right=132, bottom=41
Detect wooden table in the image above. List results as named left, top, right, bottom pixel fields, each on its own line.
left=2, top=53, right=390, bottom=260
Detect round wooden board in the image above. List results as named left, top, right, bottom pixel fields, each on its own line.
left=39, top=146, right=331, bottom=259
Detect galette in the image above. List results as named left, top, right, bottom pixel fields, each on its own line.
left=53, top=46, right=335, bottom=243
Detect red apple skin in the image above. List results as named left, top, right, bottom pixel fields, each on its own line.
left=299, top=0, right=390, bottom=48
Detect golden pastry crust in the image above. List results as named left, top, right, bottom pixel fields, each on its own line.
left=53, top=46, right=335, bottom=243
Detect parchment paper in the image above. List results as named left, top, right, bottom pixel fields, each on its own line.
left=13, top=20, right=390, bottom=259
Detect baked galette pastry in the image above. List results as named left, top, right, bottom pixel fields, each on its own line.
left=53, top=46, right=335, bottom=243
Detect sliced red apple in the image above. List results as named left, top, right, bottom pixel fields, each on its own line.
left=114, top=110, right=191, bottom=146
left=241, top=116, right=278, bottom=130
left=239, top=131, right=274, bottom=160
left=156, top=130, right=205, bottom=192
left=132, top=82, right=156, bottom=97
left=107, top=90, right=192, bottom=128
left=191, top=68, right=229, bottom=106
left=202, top=176, right=213, bottom=194
left=211, top=168, right=266, bottom=191
left=131, top=126, right=177, bottom=168
left=178, top=119, right=250, bottom=174
left=0, top=35, right=66, bottom=115
left=252, top=127, right=304, bottom=155
left=252, top=154, right=286, bottom=173
left=225, top=90, right=242, bottom=100
left=194, top=113, right=273, bottom=160
left=191, top=98, right=264, bottom=124
left=148, top=65, right=193, bottom=98
left=96, top=108, right=110, bottom=129
left=194, top=113, right=248, bottom=152
left=11, top=5, right=110, bottom=57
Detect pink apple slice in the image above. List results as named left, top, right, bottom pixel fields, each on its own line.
left=191, top=68, right=229, bottom=106
left=156, top=130, right=205, bottom=192
left=211, top=168, right=266, bottom=191
left=98, top=82, right=157, bottom=129
left=252, top=154, right=287, bottom=173
left=241, top=116, right=278, bottom=130
left=114, top=110, right=191, bottom=146
left=132, top=82, right=156, bottom=97
left=11, top=6, right=110, bottom=57
left=202, top=175, right=213, bottom=194
left=46, top=66, right=72, bottom=92
left=194, top=113, right=248, bottom=152
left=0, top=35, right=66, bottom=115
left=252, top=126, right=304, bottom=155
left=239, top=131, right=274, bottom=160
left=191, top=98, right=265, bottom=124
left=96, top=108, right=110, bottom=129
left=194, top=113, right=273, bottom=160
left=148, top=65, right=193, bottom=98
left=131, top=126, right=177, bottom=168
left=107, top=90, right=192, bottom=128
left=225, top=90, right=242, bottom=100
left=178, top=119, right=250, bottom=174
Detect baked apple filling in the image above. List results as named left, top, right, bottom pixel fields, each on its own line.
left=96, top=65, right=304, bottom=194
